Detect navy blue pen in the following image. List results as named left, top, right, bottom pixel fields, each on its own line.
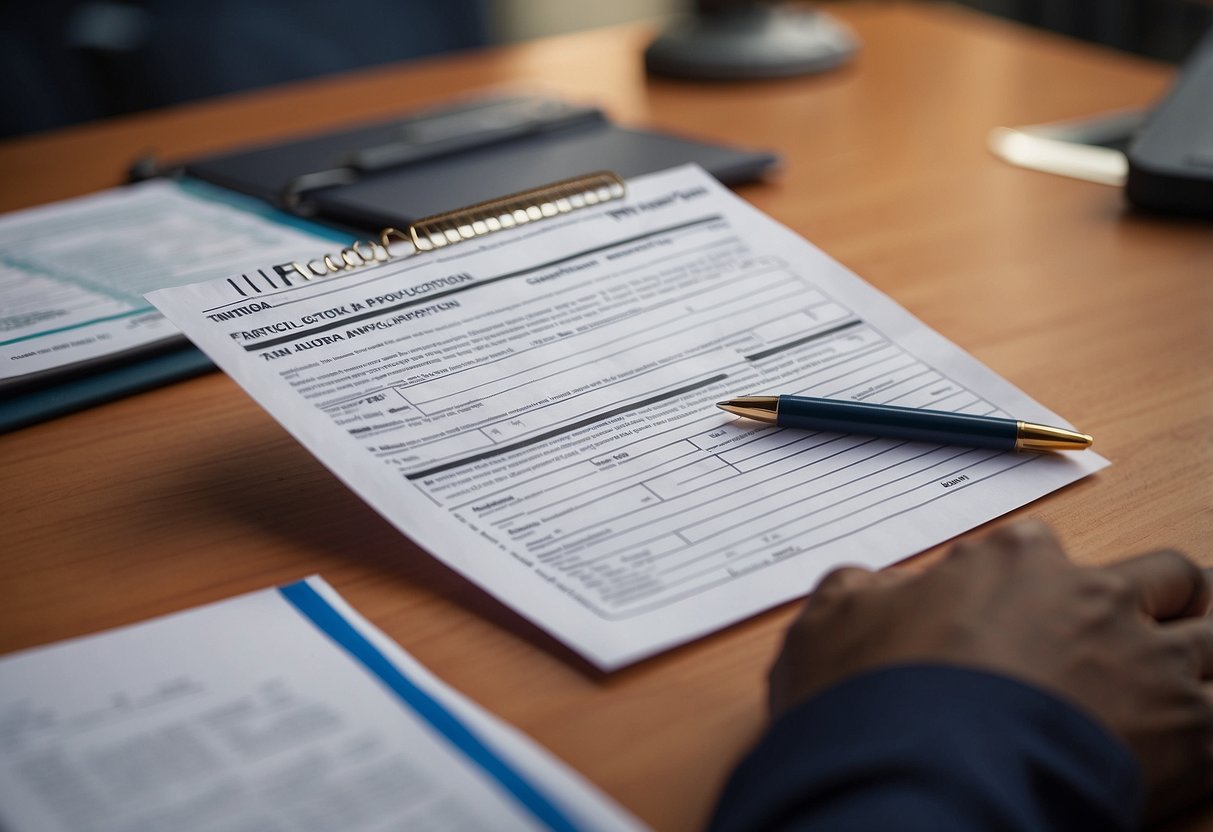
left=716, top=395, right=1092, bottom=452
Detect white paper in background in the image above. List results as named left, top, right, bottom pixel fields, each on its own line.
left=0, top=576, right=644, bottom=832
left=0, top=179, right=338, bottom=384
left=148, top=165, right=1108, bottom=670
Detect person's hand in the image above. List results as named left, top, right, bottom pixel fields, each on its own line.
left=769, top=520, right=1213, bottom=821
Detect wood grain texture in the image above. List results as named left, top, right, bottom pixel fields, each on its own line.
left=2, top=4, right=1211, bottom=830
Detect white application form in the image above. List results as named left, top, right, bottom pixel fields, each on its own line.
left=0, top=179, right=338, bottom=385
left=0, top=577, right=642, bottom=832
left=148, top=165, right=1108, bottom=669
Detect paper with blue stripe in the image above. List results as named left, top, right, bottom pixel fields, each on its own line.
left=280, top=579, right=582, bottom=831
left=0, top=576, right=641, bottom=832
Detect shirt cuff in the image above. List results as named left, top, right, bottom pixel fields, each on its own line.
left=708, top=664, right=1143, bottom=832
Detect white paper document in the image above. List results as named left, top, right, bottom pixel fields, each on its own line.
left=0, top=577, right=641, bottom=832
left=0, top=180, right=337, bottom=385
left=149, top=165, right=1108, bottom=669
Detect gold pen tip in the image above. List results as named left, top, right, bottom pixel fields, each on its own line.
left=716, top=397, right=779, bottom=424
left=1016, top=422, right=1094, bottom=452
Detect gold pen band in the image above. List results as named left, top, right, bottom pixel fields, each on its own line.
left=1014, top=421, right=1094, bottom=452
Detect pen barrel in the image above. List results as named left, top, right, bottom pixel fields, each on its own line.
left=777, top=396, right=1018, bottom=450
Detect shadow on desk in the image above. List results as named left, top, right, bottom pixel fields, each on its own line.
left=169, top=420, right=617, bottom=678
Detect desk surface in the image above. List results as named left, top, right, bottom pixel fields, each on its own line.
left=3, top=4, right=1212, bottom=830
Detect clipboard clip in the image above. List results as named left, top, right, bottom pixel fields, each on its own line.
left=280, top=170, right=627, bottom=283
left=279, top=96, right=605, bottom=214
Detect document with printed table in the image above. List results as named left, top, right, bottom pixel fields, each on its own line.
left=148, top=165, right=1108, bottom=670
left=0, top=179, right=347, bottom=431
left=0, top=576, right=642, bottom=832
left=0, top=179, right=340, bottom=386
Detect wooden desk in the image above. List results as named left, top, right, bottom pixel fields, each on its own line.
left=3, top=4, right=1211, bottom=830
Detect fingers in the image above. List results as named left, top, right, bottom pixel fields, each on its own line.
left=986, top=519, right=1067, bottom=558
left=811, top=566, right=878, bottom=599
left=1107, top=550, right=1211, bottom=621
left=1162, top=619, right=1213, bottom=679
left=811, top=565, right=912, bottom=599
left=795, top=566, right=907, bottom=625
left=947, top=519, right=1067, bottom=564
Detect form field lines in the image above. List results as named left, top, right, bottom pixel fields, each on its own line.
left=587, top=455, right=1041, bottom=622
left=597, top=455, right=1039, bottom=616
left=528, top=445, right=703, bottom=520
left=308, top=235, right=754, bottom=407
left=532, top=456, right=727, bottom=528
left=405, top=279, right=811, bottom=412
left=402, top=372, right=731, bottom=480
left=445, top=411, right=725, bottom=509
left=538, top=436, right=882, bottom=565
left=658, top=448, right=982, bottom=574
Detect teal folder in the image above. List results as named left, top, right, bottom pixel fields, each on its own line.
left=0, top=346, right=214, bottom=433
left=1, top=178, right=349, bottom=434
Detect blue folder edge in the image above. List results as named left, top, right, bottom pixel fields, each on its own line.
left=0, top=345, right=216, bottom=434
left=2, top=178, right=352, bottom=435
left=279, top=579, right=580, bottom=832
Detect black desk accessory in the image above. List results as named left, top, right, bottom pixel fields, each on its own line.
left=645, top=0, right=858, bottom=81
left=168, top=94, right=779, bottom=232
left=1126, top=26, right=1213, bottom=216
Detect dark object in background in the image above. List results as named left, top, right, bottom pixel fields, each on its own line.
left=954, top=0, right=1213, bottom=63
left=174, top=95, right=780, bottom=231
left=1126, top=25, right=1213, bottom=216
left=0, top=0, right=489, bottom=138
left=645, top=0, right=858, bottom=80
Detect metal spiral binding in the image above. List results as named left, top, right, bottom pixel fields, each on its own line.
left=408, top=170, right=626, bottom=252
left=282, top=171, right=626, bottom=282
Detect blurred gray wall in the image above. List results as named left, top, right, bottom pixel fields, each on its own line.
left=488, top=0, right=680, bottom=42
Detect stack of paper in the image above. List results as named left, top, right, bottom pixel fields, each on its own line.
left=0, top=577, right=641, bottom=832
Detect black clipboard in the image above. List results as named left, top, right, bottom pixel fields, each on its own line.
left=176, top=94, right=779, bottom=232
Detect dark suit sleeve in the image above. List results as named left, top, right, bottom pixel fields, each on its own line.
left=708, top=665, right=1142, bottom=832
